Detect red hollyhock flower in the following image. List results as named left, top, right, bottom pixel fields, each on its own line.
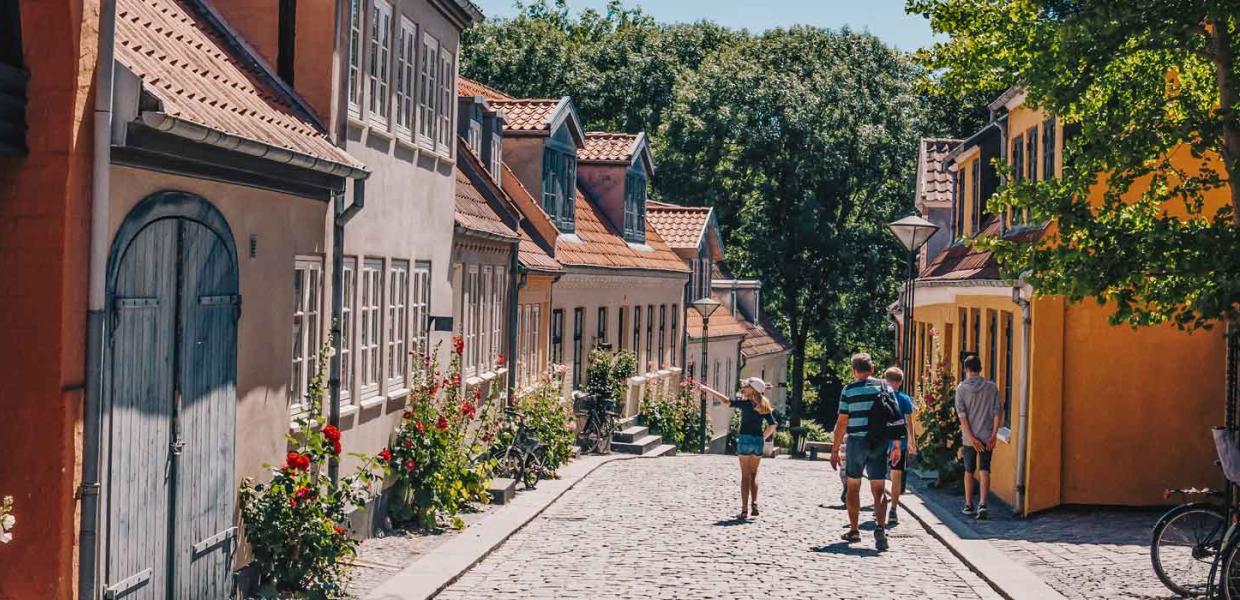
left=452, top=336, right=465, bottom=355
left=404, top=459, right=416, bottom=472
left=331, top=440, right=342, bottom=455
left=379, top=448, right=392, bottom=462
left=286, top=452, right=311, bottom=472
left=450, top=374, right=461, bottom=387
left=429, top=384, right=440, bottom=397
left=924, top=394, right=937, bottom=405
left=414, top=421, right=427, bottom=434
left=288, top=498, right=298, bottom=508
left=334, top=524, right=347, bottom=536
left=403, top=438, right=414, bottom=449
left=295, top=486, right=311, bottom=499
left=402, top=410, right=413, bottom=420
left=460, top=401, right=477, bottom=418
left=322, top=425, right=341, bottom=444
left=436, top=415, right=449, bottom=431
left=473, top=387, right=483, bottom=401
left=497, top=354, right=505, bottom=367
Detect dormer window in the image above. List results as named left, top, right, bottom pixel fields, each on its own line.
left=489, top=130, right=502, bottom=181
left=542, top=125, right=577, bottom=232
left=623, top=166, right=647, bottom=243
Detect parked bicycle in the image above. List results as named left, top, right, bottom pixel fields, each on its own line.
left=574, top=392, right=617, bottom=455
left=1150, top=486, right=1227, bottom=597
left=489, top=408, right=547, bottom=490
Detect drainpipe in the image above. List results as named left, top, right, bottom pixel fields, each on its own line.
left=1013, top=271, right=1033, bottom=516
left=81, top=1, right=117, bottom=597
left=507, top=242, right=522, bottom=403
left=328, top=181, right=365, bottom=484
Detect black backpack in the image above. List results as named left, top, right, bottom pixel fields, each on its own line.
left=866, top=383, right=907, bottom=443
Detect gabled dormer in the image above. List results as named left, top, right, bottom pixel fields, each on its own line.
left=489, top=96, right=585, bottom=234
left=578, top=132, right=655, bottom=245
left=457, top=94, right=507, bottom=181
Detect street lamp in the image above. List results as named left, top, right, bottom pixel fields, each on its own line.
left=690, top=297, right=721, bottom=454
left=887, top=215, right=939, bottom=380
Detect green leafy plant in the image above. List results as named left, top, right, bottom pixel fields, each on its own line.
left=772, top=430, right=792, bottom=449
left=239, top=340, right=383, bottom=598
left=803, top=420, right=831, bottom=443
left=915, top=363, right=963, bottom=488
left=379, top=337, right=501, bottom=530
left=640, top=377, right=710, bottom=453
left=584, top=349, right=637, bottom=404
left=0, top=495, right=14, bottom=544
left=501, top=370, right=576, bottom=476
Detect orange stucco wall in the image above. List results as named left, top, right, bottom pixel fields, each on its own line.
left=0, top=2, right=98, bottom=598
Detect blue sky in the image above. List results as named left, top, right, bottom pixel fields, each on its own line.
left=471, top=0, right=939, bottom=51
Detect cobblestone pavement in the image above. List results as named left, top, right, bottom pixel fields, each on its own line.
left=911, top=477, right=1175, bottom=599
left=438, top=456, right=1001, bottom=599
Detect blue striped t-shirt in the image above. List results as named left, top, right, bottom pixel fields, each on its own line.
left=839, top=377, right=886, bottom=438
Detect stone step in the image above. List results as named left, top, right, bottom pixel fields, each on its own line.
left=611, top=434, right=663, bottom=455
left=642, top=444, right=678, bottom=458
left=612, top=425, right=649, bottom=443
left=488, top=478, right=516, bottom=505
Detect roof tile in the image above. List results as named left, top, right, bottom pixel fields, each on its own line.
left=580, top=132, right=637, bottom=163
left=555, top=190, right=688, bottom=273
left=918, top=218, right=1045, bottom=282
left=647, top=201, right=712, bottom=250
left=454, top=167, right=519, bottom=240
left=918, top=139, right=962, bottom=210
left=489, top=99, right=561, bottom=132
left=458, top=76, right=513, bottom=101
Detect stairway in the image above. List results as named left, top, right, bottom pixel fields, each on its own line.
left=611, top=418, right=678, bottom=457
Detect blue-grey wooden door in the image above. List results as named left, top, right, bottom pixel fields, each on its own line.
left=105, top=217, right=238, bottom=599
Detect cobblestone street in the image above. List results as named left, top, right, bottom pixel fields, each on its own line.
left=438, top=456, right=1001, bottom=599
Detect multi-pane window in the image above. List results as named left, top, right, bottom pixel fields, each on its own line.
left=417, top=33, right=439, bottom=146
left=550, top=309, right=564, bottom=365
left=1003, top=311, right=1014, bottom=426
left=623, top=169, right=647, bottom=242
left=437, top=50, right=454, bottom=153
left=359, top=259, right=384, bottom=399
left=617, top=306, right=627, bottom=350
left=1042, top=119, right=1056, bottom=182
left=646, top=304, right=654, bottom=372
left=492, top=267, right=506, bottom=368
left=632, top=305, right=642, bottom=361
left=596, top=306, right=608, bottom=348
left=463, top=266, right=479, bottom=375
left=953, top=170, right=965, bottom=239
left=970, top=161, right=981, bottom=234
left=541, top=130, right=577, bottom=232
left=490, top=132, right=503, bottom=181
left=670, top=305, right=678, bottom=367
left=958, top=307, right=969, bottom=373
left=340, top=258, right=357, bottom=403
left=726, top=358, right=733, bottom=392
left=387, top=260, right=409, bottom=390
left=658, top=305, right=666, bottom=368
left=532, top=304, right=542, bottom=376
left=291, top=258, right=323, bottom=411
left=394, top=18, right=417, bottom=138
left=1011, top=134, right=1024, bottom=184
left=367, top=0, right=392, bottom=128
left=411, top=262, right=431, bottom=357
left=479, top=266, right=491, bottom=374
left=573, top=308, right=584, bottom=387
left=713, top=359, right=721, bottom=390
left=347, top=0, right=363, bottom=115
left=971, top=308, right=981, bottom=354
left=518, top=305, right=531, bottom=387
left=987, top=310, right=998, bottom=381
left=1026, top=127, right=1038, bottom=181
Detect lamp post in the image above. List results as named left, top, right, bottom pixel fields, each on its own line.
left=887, top=215, right=939, bottom=380
left=690, top=297, right=721, bottom=454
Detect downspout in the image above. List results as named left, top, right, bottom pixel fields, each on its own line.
left=507, top=243, right=522, bottom=403
left=1013, top=272, right=1033, bottom=516
left=81, top=1, right=117, bottom=597
left=329, top=180, right=366, bottom=484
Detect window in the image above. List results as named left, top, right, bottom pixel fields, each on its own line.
left=347, top=0, right=362, bottom=115
left=617, top=306, right=627, bottom=350
left=340, top=258, right=357, bottom=403
left=646, top=304, right=654, bottom=372
left=1003, top=311, right=1014, bottom=426
left=467, top=118, right=482, bottom=155
left=436, top=49, right=454, bottom=153
left=1026, top=127, right=1038, bottom=182
left=490, top=132, right=503, bottom=181
left=532, top=304, right=542, bottom=376
left=291, top=258, right=323, bottom=410
left=551, top=309, right=564, bottom=365
left=597, top=306, right=608, bottom=348
left=492, top=267, right=506, bottom=369
left=366, top=0, right=392, bottom=128
left=623, top=168, right=647, bottom=242
left=411, top=262, right=431, bottom=357
left=573, top=308, right=584, bottom=387
left=658, top=305, right=666, bottom=368
left=987, top=309, right=998, bottom=380
left=417, top=33, right=439, bottom=146
left=958, top=307, right=969, bottom=367
left=953, top=169, right=965, bottom=239
left=462, top=266, right=480, bottom=375
left=541, top=129, right=577, bottom=232
left=479, top=266, right=491, bottom=373
left=518, top=305, right=531, bottom=387
left=1043, top=119, right=1056, bottom=182
left=971, top=308, right=981, bottom=354
left=277, top=0, right=297, bottom=84
left=713, top=359, right=721, bottom=390
left=726, top=358, right=733, bottom=392
left=359, top=259, right=384, bottom=398
left=632, top=305, right=642, bottom=362
left=394, top=18, right=416, bottom=138
left=670, top=305, right=678, bottom=367
left=1011, top=134, right=1024, bottom=184
left=970, top=161, right=981, bottom=235
left=387, top=260, right=409, bottom=390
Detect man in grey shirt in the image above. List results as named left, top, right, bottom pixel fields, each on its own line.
left=956, top=354, right=1002, bottom=520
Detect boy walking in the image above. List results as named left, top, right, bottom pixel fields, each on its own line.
left=830, top=353, right=901, bottom=551
left=884, top=367, right=917, bottom=526
left=956, top=355, right=1002, bottom=520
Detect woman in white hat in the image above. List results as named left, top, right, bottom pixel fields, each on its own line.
left=705, top=376, right=776, bottom=520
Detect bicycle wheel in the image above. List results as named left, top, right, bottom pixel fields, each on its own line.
left=520, top=448, right=544, bottom=490
left=1220, top=527, right=1240, bottom=600
left=1152, top=502, right=1226, bottom=597
left=492, top=448, right=522, bottom=481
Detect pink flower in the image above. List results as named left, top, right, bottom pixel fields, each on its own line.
left=436, top=416, right=449, bottom=431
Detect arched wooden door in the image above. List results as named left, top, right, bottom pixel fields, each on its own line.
left=103, top=193, right=239, bottom=599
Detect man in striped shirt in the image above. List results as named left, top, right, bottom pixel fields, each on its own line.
left=830, top=352, right=901, bottom=551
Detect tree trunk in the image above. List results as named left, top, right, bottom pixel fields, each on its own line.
left=1209, top=15, right=1240, bottom=226
left=789, top=331, right=807, bottom=429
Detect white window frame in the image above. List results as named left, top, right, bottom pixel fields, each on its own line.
left=366, top=0, right=393, bottom=129
left=490, top=132, right=503, bottom=182
left=463, top=266, right=480, bottom=377
left=291, top=257, right=324, bottom=413
left=359, top=259, right=384, bottom=399
left=394, top=17, right=417, bottom=140
left=532, top=304, right=542, bottom=380
left=479, top=265, right=493, bottom=373
left=340, top=257, right=357, bottom=405
left=387, top=260, right=410, bottom=391
left=411, top=262, right=431, bottom=359
left=494, top=268, right=506, bottom=368
left=417, top=32, right=439, bottom=148
left=436, top=48, right=455, bottom=155
left=347, top=0, right=364, bottom=117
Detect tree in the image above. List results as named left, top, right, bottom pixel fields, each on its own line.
left=659, top=28, right=922, bottom=425
left=910, top=0, right=1240, bottom=328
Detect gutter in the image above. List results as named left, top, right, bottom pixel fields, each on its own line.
left=1013, top=272, right=1034, bottom=516
left=139, top=111, right=369, bottom=180
left=81, top=1, right=117, bottom=596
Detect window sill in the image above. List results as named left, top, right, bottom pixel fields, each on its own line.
left=386, top=388, right=411, bottom=403
left=394, top=135, right=421, bottom=155
left=359, top=395, right=386, bottom=411
left=339, top=404, right=359, bottom=421
left=367, top=125, right=394, bottom=142
left=626, top=242, right=653, bottom=253
left=627, top=375, right=647, bottom=386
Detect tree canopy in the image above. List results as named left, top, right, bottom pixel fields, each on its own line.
left=910, top=0, right=1240, bottom=329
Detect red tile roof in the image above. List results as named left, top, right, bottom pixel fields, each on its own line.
left=458, top=76, right=513, bottom=101
left=686, top=299, right=751, bottom=339
left=115, top=0, right=363, bottom=170
left=742, top=316, right=791, bottom=359
left=647, top=201, right=712, bottom=250
left=489, top=99, right=563, bottom=132
left=917, top=139, right=962, bottom=211
left=518, top=230, right=562, bottom=273
left=499, top=163, right=562, bottom=266
left=555, top=190, right=688, bottom=273
left=454, top=167, right=519, bottom=240
left=580, top=132, right=638, bottom=163
left=918, top=217, right=1045, bottom=282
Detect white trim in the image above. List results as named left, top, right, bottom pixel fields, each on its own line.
left=911, top=281, right=1016, bottom=309
left=951, top=144, right=981, bottom=167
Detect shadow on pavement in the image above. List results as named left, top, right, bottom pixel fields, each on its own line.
left=810, top=542, right=879, bottom=557
left=714, top=517, right=750, bottom=527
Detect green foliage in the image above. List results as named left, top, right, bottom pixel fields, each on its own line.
left=803, top=420, right=831, bottom=443
left=772, top=430, right=792, bottom=449
left=505, top=371, right=576, bottom=475
left=915, top=363, right=962, bottom=487
left=584, top=349, right=636, bottom=402
left=239, top=340, right=383, bottom=598
left=379, top=339, right=501, bottom=531
left=638, top=378, right=709, bottom=453
left=910, top=0, right=1240, bottom=328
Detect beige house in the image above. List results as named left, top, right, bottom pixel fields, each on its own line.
left=715, top=274, right=791, bottom=414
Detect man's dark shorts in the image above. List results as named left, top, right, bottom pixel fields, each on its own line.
left=963, top=447, right=993, bottom=473
left=891, top=448, right=906, bottom=472
left=844, top=435, right=889, bottom=481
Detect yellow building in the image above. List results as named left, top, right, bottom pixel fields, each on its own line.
left=904, top=89, right=1227, bottom=513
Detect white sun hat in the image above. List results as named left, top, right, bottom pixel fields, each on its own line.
left=740, top=377, right=767, bottom=394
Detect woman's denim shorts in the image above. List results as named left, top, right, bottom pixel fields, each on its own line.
left=737, top=434, right=764, bottom=456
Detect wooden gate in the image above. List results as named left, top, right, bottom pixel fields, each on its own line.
left=104, top=194, right=239, bottom=599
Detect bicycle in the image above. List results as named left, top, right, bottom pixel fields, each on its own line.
left=574, top=392, right=618, bottom=455
left=1150, top=486, right=1227, bottom=597
left=489, top=409, right=547, bottom=490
